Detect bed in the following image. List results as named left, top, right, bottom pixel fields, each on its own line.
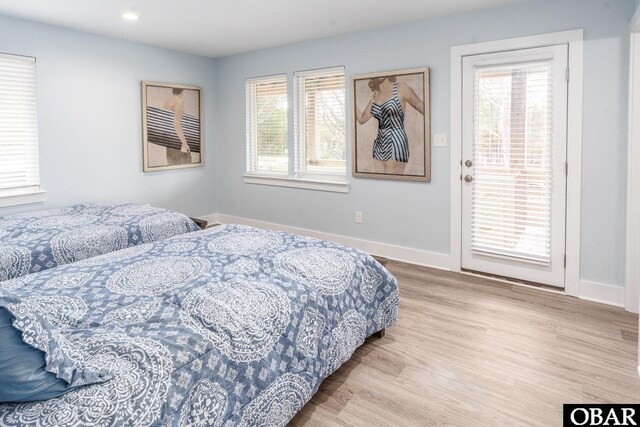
left=0, top=202, right=200, bottom=281
left=0, top=224, right=399, bottom=426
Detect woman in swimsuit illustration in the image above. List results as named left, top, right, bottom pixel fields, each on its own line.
left=356, top=76, right=424, bottom=163
left=162, top=88, right=192, bottom=166
left=163, top=88, right=190, bottom=154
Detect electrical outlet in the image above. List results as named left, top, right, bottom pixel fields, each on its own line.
left=355, top=211, right=363, bottom=224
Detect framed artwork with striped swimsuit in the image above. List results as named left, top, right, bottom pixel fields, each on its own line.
left=352, top=67, right=430, bottom=181
left=141, top=81, right=203, bottom=172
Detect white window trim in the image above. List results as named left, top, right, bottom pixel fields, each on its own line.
left=449, top=29, right=584, bottom=298
left=245, top=74, right=289, bottom=176
left=243, top=174, right=349, bottom=193
left=245, top=67, right=349, bottom=193
left=0, top=186, right=46, bottom=208
left=0, top=52, right=43, bottom=208
left=294, top=66, right=347, bottom=179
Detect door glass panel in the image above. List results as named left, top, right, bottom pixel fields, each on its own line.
left=472, top=60, right=553, bottom=264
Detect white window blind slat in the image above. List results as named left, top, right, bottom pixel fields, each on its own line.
left=0, top=54, right=39, bottom=192
left=245, top=75, right=288, bottom=175
left=294, top=67, right=346, bottom=177
left=471, top=59, right=553, bottom=265
left=471, top=247, right=551, bottom=265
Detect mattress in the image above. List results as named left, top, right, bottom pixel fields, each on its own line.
left=0, top=224, right=399, bottom=426
left=0, top=202, right=200, bottom=281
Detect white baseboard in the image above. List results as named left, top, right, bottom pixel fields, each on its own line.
left=202, top=212, right=627, bottom=309
left=200, top=213, right=219, bottom=225
left=579, top=280, right=625, bottom=308
left=207, top=213, right=450, bottom=271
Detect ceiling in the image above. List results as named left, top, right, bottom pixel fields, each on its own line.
left=0, top=0, right=525, bottom=58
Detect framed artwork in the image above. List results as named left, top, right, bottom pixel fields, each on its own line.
left=141, top=81, right=203, bottom=172
left=351, top=67, right=430, bottom=181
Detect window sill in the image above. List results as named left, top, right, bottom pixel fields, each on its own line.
left=243, top=175, right=349, bottom=193
left=0, top=187, right=46, bottom=208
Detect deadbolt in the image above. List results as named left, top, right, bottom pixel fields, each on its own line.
left=464, top=175, right=474, bottom=183
left=465, top=160, right=473, bottom=167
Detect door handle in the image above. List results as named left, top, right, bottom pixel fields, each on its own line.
left=464, top=175, right=474, bottom=183
left=465, top=160, right=473, bottom=167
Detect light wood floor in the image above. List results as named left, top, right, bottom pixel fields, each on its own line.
left=289, top=261, right=640, bottom=427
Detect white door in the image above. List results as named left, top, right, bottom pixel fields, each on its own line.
left=461, top=45, right=568, bottom=287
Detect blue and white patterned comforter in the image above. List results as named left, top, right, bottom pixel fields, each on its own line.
left=0, top=224, right=399, bottom=426
left=0, top=203, right=200, bottom=281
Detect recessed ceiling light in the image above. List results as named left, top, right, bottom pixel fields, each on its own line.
left=121, top=12, right=139, bottom=21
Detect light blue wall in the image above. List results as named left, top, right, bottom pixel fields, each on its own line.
left=0, top=0, right=633, bottom=287
left=0, top=15, right=218, bottom=218
left=214, top=0, right=636, bottom=287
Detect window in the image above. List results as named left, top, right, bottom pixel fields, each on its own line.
left=245, top=75, right=288, bottom=175
left=0, top=53, right=43, bottom=206
left=294, top=67, right=346, bottom=178
left=245, top=68, right=348, bottom=193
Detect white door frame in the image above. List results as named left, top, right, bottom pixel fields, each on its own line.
left=627, top=9, right=640, bottom=314
left=632, top=6, right=640, bottom=378
left=450, top=30, right=584, bottom=297
left=460, top=46, right=569, bottom=287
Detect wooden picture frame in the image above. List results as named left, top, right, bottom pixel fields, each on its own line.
left=141, top=81, right=203, bottom=172
left=351, top=67, right=430, bottom=181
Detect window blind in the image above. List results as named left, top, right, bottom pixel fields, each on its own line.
left=245, top=75, right=288, bottom=174
left=294, top=67, right=345, bottom=177
left=0, top=53, right=39, bottom=191
left=472, top=60, right=553, bottom=264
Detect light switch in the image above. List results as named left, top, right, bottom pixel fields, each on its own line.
left=433, top=133, right=447, bottom=147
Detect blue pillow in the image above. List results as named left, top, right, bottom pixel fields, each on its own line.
left=0, top=307, right=71, bottom=402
